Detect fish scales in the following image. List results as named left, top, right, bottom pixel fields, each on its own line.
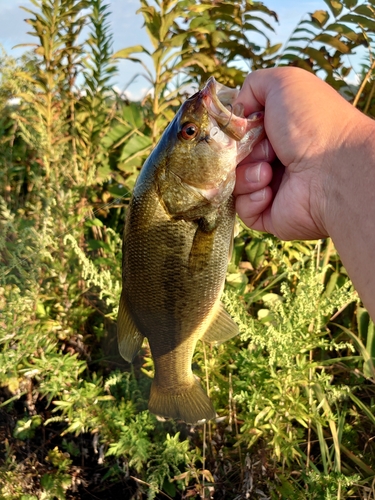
left=117, top=77, right=264, bottom=424
left=124, top=190, right=233, bottom=343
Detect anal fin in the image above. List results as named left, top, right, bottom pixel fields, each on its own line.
left=117, top=293, right=144, bottom=362
left=201, top=303, right=239, bottom=344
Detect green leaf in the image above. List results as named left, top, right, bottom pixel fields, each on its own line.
left=287, top=37, right=312, bottom=45
left=160, top=8, right=179, bottom=41
left=244, top=14, right=276, bottom=33
left=264, top=43, right=282, bottom=56
left=326, top=22, right=358, bottom=41
left=120, top=134, right=152, bottom=162
left=101, top=123, right=132, bottom=149
left=122, top=103, right=145, bottom=129
left=188, top=4, right=213, bottom=13
left=12, top=43, right=39, bottom=49
left=275, top=476, right=298, bottom=496
left=165, top=32, right=187, bottom=49
left=245, top=1, right=279, bottom=23
left=174, top=53, right=214, bottom=72
left=333, top=323, right=375, bottom=380
left=314, top=33, right=350, bottom=53
left=231, top=236, right=246, bottom=267
left=294, top=24, right=319, bottom=36
left=13, top=415, right=42, bottom=440
left=364, top=320, right=375, bottom=378
left=323, top=0, right=344, bottom=17
left=190, top=16, right=215, bottom=31
left=112, top=45, right=150, bottom=59
left=304, top=47, right=332, bottom=71
left=138, top=5, right=162, bottom=49
left=226, top=272, right=248, bottom=294
left=349, top=392, right=375, bottom=427
left=340, top=66, right=351, bottom=78
left=40, top=474, right=55, bottom=490
left=243, top=22, right=271, bottom=40
left=357, top=306, right=370, bottom=341
left=354, top=4, right=375, bottom=17
left=85, top=218, right=103, bottom=227
left=340, top=13, right=375, bottom=30
left=162, top=479, right=177, bottom=497
left=325, top=271, right=339, bottom=296
left=343, top=0, right=357, bottom=7
left=245, top=238, right=266, bottom=269
left=254, top=405, right=273, bottom=426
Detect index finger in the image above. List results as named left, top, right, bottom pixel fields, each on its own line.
left=234, top=69, right=270, bottom=116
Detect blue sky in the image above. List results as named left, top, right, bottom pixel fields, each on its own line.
left=0, top=0, right=364, bottom=99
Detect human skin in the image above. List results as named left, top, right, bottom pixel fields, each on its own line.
left=233, top=67, right=375, bottom=318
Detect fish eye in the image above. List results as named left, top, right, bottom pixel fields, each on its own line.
left=180, top=122, right=199, bottom=140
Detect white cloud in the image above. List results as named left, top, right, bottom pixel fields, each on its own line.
left=113, top=85, right=152, bottom=101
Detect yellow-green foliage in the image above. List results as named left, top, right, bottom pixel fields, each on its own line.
left=1, top=0, right=375, bottom=499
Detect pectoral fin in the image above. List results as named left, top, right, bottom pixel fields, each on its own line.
left=117, top=294, right=144, bottom=362
left=201, top=303, right=239, bottom=344
left=188, top=223, right=216, bottom=273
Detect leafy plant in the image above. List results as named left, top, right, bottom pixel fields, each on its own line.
left=280, top=0, right=375, bottom=99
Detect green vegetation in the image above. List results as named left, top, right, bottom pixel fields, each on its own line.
left=1, top=0, right=375, bottom=498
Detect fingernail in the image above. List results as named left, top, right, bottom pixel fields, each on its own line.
left=245, top=163, right=262, bottom=183
left=249, top=189, right=265, bottom=201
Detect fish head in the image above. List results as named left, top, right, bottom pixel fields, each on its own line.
left=158, top=76, right=264, bottom=206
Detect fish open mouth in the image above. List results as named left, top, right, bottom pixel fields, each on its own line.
left=200, top=76, right=265, bottom=163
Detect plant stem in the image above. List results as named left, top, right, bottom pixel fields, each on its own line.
left=353, top=59, right=375, bottom=109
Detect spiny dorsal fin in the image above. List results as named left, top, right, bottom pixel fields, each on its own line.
left=117, top=294, right=144, bottom=362
left=201, top=303, right=239, bottom=344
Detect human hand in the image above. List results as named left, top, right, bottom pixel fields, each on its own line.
left=233, top=67, right=373, bottom=241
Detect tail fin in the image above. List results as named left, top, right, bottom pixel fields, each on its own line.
left=148, top=378, right=216, bottom=424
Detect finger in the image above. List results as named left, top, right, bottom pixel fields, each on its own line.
left=238, top=138, right=276, bottom=166
left=235, top=187, right=273, bottom=232
left=234, top=69, right=272, bottom=115
left=234, top=162, right=273, bottom=196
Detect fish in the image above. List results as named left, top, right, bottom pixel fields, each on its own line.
left=117, top=76, right=264, bottom=424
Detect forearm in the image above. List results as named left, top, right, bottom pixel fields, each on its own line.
left=323, top=115, right=375, bottom=318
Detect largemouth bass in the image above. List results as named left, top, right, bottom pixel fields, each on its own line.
left=118, top=77, right=264, bottom=424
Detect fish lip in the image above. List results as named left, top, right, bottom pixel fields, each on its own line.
left=201, top=76, right=229, bottom=119
left=201, top=77, right=249, bottom=141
